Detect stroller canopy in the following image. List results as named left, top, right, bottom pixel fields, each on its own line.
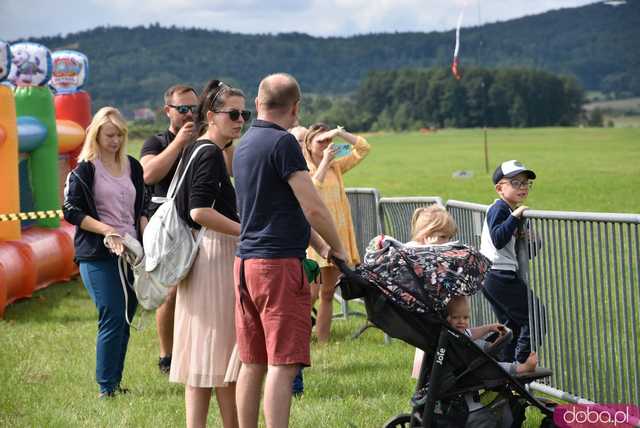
left=356, top=236, right=491, bottom=317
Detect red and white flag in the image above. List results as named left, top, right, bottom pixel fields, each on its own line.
left=451, top=9, right=464, bottom=80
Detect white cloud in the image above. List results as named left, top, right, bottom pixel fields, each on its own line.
left=0, top=0, right=600, bottom=41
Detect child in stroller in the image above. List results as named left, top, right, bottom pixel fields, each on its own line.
left=336, top=206, right=555, bottom=427
left=446, top=296, right=538, bottom=376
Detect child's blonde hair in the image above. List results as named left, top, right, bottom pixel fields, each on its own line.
left=78, top=106, right=128, bottom=166
left=410, top=205, right=458, bottom=243
left=447, top=295, right=470, bottom=315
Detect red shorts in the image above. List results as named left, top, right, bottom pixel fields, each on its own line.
left=234, top=257, right=311, bottom=366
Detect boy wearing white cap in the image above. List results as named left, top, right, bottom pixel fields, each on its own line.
left=480, top=160, right=539, bottom=364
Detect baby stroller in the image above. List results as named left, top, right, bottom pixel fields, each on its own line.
left=335, top=237, right=556, bottom=428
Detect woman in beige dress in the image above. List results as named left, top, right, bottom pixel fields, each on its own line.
left=170, top=79, right=250, bottom=428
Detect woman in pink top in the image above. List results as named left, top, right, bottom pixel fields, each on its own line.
left=63, top=107, right=147, bottom=398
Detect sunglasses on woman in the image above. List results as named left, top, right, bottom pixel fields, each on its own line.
left=214, top=109, right=251, bottom=121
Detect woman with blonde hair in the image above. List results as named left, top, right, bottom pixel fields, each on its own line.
left=63, top=106, right=147, bottom=398
left=302, top=123, right=371, bottom=343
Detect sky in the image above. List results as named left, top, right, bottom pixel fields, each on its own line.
left=1, top=0, right=599, bottom=41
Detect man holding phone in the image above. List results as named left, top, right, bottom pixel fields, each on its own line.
left=140, top=84, right=198, bottom=375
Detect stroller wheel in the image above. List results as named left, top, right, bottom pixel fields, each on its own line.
left=383, top=413, right=413, bottom=428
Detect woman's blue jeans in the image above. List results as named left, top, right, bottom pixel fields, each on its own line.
left=79, top=257, right=137, bottom=394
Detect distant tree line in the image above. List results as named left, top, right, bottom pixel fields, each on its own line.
left=26, top=1, right=638, bottom=112
left=299, top=67, right=584, bottom=131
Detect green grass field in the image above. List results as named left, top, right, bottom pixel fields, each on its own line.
left=130, top=127, right=640, bottom=213
left=0, top=281, right=547, bottom=427
left=343, top=128, right=640, bottom=214
left=2, top=127, right=638, bottom=427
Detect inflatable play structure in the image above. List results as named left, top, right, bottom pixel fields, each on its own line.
left=0, top=41, right=91, bottom=317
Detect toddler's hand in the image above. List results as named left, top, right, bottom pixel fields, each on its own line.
left=487, top=323, right=506, bottom=335
left=512, top=205, right=529, bottom=218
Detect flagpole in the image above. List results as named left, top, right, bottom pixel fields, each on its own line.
left=478, top=0, right=489, bottom=174
left=482, top=78, right=489, bottom=174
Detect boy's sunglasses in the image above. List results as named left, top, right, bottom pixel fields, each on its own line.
left=214, top=109, right=251, bottom=122
left=168, top=104, right=197, bottom=114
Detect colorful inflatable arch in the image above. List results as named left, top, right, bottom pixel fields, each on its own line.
left=0, top=42, right=90, bottom=317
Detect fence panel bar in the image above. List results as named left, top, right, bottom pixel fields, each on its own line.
left=342, top=188, right=382, bottom=319
left=446, top=201, right=496, bottom=326
left=345, top=188, right=382, bottom=258
left=632, top=224, right=640, bottom=405
left=620, top=224, right=633, bottom=402
left=573, top=222, right=595, bottom=402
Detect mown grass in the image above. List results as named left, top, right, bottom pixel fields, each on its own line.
left=130, top=127, right=640, bottom=213
left=3, top=127, right=637, bottom=426
left=0, top=280, right=547, bottom=427
left=344, top=127, right=640, bottom=214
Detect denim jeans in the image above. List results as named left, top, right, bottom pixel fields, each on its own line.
left=79, top=257, right=137, bottom=393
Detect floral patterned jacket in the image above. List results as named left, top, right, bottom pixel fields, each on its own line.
left=354, top=236, right=492, bottom=317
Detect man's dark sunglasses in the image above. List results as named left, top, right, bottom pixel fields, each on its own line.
left=214, top=109, right=251, bottom=121
left=168, top=104, right=197, bottom=114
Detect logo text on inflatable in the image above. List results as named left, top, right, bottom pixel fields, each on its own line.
left=50, top=50, right=88, bottom=93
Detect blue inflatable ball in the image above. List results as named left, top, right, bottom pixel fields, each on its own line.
left=17, top=115, right=48, bottom=152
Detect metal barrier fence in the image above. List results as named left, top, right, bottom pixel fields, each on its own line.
left=345, top=188, right=383, bottom=258
left=519, top=209, right=640, bottom=405
left=338, top=189, right=382, bottom=321
left=378, top=197, right=444, bottom=242
left=445, top=200, right=502, bottom=331
left=343, top=189, right=640, bottom=404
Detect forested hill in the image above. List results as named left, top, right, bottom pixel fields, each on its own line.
left=21, top=0, right=639, bottom=110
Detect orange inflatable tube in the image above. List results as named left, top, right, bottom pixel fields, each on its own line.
left=0, top=85, right=21, bottom=241
left=0, top=240, right=37, bottom=317
left=0, top=221, right=76, bottom=317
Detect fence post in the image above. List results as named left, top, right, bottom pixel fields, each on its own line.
left=516, top=219, right=530, bottom=284
left=516, top=218, right=539, bottom=353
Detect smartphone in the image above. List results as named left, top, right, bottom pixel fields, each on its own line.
left=333, top=143, right=352, bottom=158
